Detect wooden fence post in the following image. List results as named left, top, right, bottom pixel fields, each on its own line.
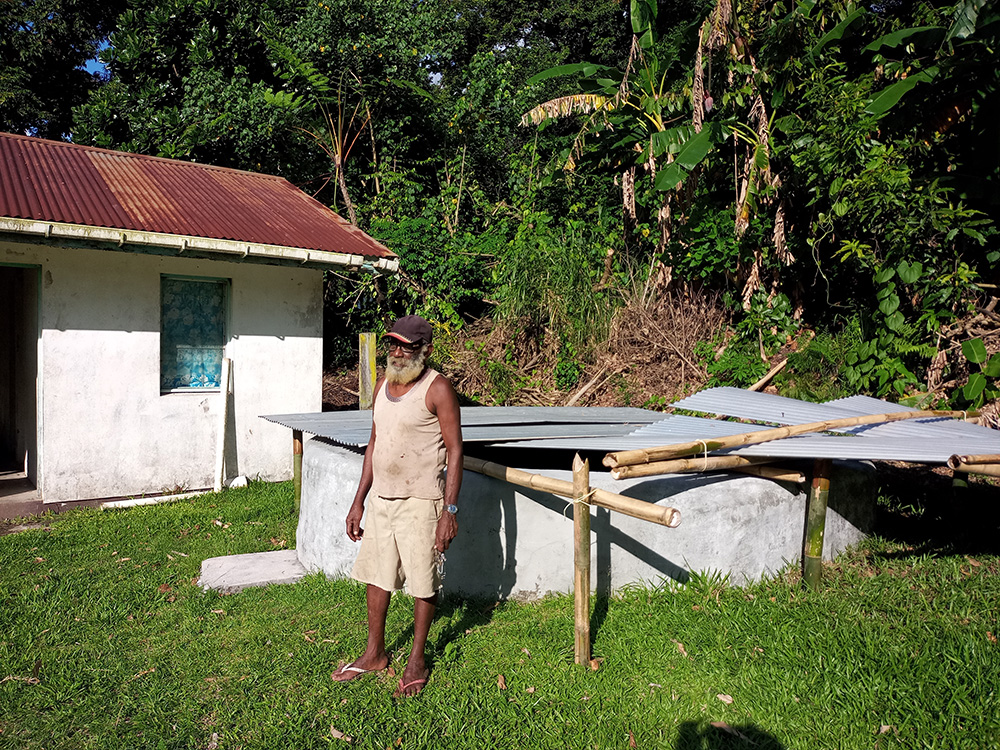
left=359, top=332, right=376, bottom=410
left=293, top=429, right=303, bottom=512
left=573, top=453, right=591, bottom=665
left=802, top=458, right=832, bottom=590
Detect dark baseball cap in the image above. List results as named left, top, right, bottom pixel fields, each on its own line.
left=384, top=315, right=433, bottom=346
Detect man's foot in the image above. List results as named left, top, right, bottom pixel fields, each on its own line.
left=394, top=666, right=430, bottom=697
left=331, top=655, right=388, bottom=683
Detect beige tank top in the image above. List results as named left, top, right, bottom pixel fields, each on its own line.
left=371, top=369, right=447, bottom=499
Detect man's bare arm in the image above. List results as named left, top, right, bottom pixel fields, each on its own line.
left=428, top=375, right=463, bottom=551
left=346, top=379, right=382, bottom=541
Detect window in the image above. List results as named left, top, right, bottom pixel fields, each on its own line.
left=160, top=276, right=228, bottom=391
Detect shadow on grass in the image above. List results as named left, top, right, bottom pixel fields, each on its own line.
left=872, top=464, right=1000, bottom=558
left=385, top=595, right=508, bottom=668
left=675, top=720, right=785, bottom=750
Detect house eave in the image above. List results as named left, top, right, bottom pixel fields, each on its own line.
left=0, top=217, right=400, bottom=273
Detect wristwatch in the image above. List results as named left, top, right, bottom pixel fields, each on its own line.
left=445, top=504, right=459, bottom=515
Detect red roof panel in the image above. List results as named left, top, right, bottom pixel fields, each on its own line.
left=0, top=132, right=393, bottom=260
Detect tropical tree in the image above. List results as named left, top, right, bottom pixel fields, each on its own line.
left=1, top=0, right=126, bottom=139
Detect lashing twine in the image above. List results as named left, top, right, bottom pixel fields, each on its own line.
left=563, top=488, right=598, bottom=519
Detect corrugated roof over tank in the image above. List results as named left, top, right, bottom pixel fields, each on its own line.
left=0, top=131, right=393, bottom=260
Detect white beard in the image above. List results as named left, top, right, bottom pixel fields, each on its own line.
left=386, top=347, right=428, bottom=385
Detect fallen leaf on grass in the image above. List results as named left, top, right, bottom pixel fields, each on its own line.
left=118, top=558, right=131, bottom=562
left=330, top=725, right=353, bottom=742
left=130, top=668, right=155, bottom=680
left=497, top=674, right=507, bottom=690
left=987, top=632, right=997, bottom=644
left=0, top=675, right=40, bottom=685
left=716, top=693, right=734, bottom=704
left=211, top=609, right=225, bottom=615
left=386, top=666, right=396, bottom=678
left=525, top=687, right=535, bottom=694
left=628, top=730, right=637, bottom=747
left=521, top=648, right=530, bottom=656
left=157, top=584, right=172, bottom=594
left=879, top=725, right=896, bottom=735
left=967, top=556, right=982, bottom=567
left=671, top=639, right=689, bottom=658
left=589, top=658, right=603, bottom=671
left=710, top=722, right=750, bottom=741
left=33, top=557, right=45, bottom=563
left=207, top=732, right=219, bottom=750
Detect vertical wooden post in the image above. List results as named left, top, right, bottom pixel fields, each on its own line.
left=292, top=429, right=303, bottom=512
left=573, top=453, right=591, bottom=665
left=803, top=458, right=832, bottom=590
left=359, top=332, right=376, bottom=410
left=214, top=358, right=232, bottom=493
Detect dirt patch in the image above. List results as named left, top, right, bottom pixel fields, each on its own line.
left=323, top=369, right=365, bottom=411
left=322, top=290, right=730, bottom=410
left=0, top=521, right=50, bottom=536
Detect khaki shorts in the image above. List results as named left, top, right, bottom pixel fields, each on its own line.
left=351, top=495, right=443, bottom=599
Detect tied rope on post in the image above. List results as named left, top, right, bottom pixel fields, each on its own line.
left=563, top=487, right=597, bottom=519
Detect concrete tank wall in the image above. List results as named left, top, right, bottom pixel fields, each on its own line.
left=297, top=438, right=875, bottom=599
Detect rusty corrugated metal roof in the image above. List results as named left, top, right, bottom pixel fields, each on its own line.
left=0, top=132, right=393, bottom=260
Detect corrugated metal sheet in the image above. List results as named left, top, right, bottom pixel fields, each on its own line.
left=262, top=406, right=661, bottom=448
left=263, top=389, right=1000, bottom=465
left=672, top=387, right=871, bottom=428
left=0, top=132, right=392, bottom=259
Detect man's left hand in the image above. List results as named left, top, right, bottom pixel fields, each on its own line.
left=435, top=512, right=458, bottom=552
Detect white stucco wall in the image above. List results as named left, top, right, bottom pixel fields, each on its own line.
left=1, top=239, right=324, bottom=502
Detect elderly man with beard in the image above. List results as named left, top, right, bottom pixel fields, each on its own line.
left=332, top=315, right=463, bottom=697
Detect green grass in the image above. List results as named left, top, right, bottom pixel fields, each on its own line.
left=2, top=481, right=999, bottom=749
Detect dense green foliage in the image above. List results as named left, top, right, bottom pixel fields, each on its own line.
left=1, top=0, right=126, bottom=139
left=2, top=0, right=998, bottom=399
left=2, top=481, right=998, bottom=748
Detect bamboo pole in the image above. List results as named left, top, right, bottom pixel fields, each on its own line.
left=611, top=455, right=773, bottom=480
left=214, top=358, right=232, bottom=493
left=748, top=358, right=787, bottom=392
left=949, top=462, right=1000, bottom=478
left=292, top=429, right=303, bottom=512
left=359, top=332, right=376, bottom=410
left=733, top=465, right=806, bottom=483
left=463, top=456, right=681, bottom=528
left=573, top=454, right=591, bottom=665
left=947, top=453, right=1000, bottom=469
left=603, top=409, right=977, bottom=469
left=802, top=459, right=832, bottom=590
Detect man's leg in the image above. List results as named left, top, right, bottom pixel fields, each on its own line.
left=398, top=593, right=437, bottom=696
left=332, top=584, right=391, bottom=681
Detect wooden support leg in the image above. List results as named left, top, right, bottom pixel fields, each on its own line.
left=293, top=429, right=303, bottom=512
left=803, top=458, right=832, bottom=590
left=573, top=453, right=591, bottom=665
left=359, top=332, right=376, bottom=410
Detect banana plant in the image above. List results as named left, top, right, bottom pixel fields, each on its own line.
left=521, top=0, right=786, bottom=300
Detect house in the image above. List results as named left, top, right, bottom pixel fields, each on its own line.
left=0, top=132, right=396, bottom=503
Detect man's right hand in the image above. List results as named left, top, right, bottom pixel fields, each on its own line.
left=346, top=501, right=364, bottom=541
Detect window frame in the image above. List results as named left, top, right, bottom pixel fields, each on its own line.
left=159, top=274, right=231, bottom=394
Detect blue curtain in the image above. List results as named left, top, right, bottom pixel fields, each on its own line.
left=160, top=277, right=226, bottom=390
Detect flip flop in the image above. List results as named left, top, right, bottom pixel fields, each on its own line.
left=331, top=663, right=377, bottom=682
left=395, top=677, right=428, bottom=697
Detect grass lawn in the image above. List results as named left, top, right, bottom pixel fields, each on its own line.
left=1, top=479, right=998, bottom=749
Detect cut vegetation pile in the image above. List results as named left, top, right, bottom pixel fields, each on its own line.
left=2, top=480, right=997, bottom=749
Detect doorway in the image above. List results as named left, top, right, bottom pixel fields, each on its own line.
left=0, top=264, right=39, bottom=498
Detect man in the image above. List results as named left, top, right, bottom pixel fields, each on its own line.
left=332, top=315, right=463, bottom=697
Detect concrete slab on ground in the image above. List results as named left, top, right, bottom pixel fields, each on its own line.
left=199, top=549, right=307, bottom=594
